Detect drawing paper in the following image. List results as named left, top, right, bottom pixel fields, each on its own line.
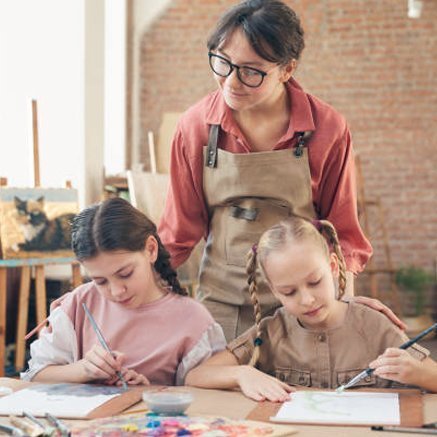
left=0, top=383, right=122, bottom=418
left=272, top=391, right=400, bottom=425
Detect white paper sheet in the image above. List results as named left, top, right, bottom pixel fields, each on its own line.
left=0, top=383, right=122, bottom=418
left=272, top=391, right=400, bottom=425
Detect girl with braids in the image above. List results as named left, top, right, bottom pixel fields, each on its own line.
left=22, top=198, right=226, bottom=386
left=186, top=217, right=430, bottom=401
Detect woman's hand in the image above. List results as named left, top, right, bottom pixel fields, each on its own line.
left=347, top=296, right=407, bottom=330
left=78, top=344, right=124, bottom=382
left=236, top=365, right=295, bottom=402
left=369, top=348, right=421, bottom=385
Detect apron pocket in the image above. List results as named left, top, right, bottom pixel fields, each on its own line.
left=224, top=198, right=291, bottom=267
left=275, top=368, right=312, bottom=387
left=336, top=369, right=376, bottom=388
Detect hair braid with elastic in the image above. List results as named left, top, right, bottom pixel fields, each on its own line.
left=319, top=220, right=347, bottom=298
left=246, top=247, right=263, bottom=367
left=153, top=233, right=187, bottom=296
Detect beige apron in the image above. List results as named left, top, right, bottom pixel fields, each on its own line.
left=200, top=125, right=316, bottom=341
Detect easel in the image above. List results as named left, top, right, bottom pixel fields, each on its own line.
left=0, top=100, right=82, bottom=375
left=355, top=154, right=401, bottom=315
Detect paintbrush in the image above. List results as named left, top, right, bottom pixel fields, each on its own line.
left=45, top=412, right=70, bottom=437
left=9, top=416, right=43, bottom=437
left=337, top=322, right=437, bottom=392
left=82, top=303, right=128, bottom=390
left=25, top=318, right=49, bottom=340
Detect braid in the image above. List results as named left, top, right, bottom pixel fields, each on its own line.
left=153, top=234, right=187, bottom=296
left=246, top=246, right=263, bottom=367
left=319, top=220, right=347, bottom=298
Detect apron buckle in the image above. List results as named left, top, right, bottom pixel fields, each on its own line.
left=230, top=205, right=258, bottom=221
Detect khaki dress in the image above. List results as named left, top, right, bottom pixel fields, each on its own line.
left=227, top=301, right=429, bottom=389
left=199, top=125, right=316, bottom=341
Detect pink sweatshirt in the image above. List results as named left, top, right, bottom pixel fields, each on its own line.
left=22, top=283, right=226, bottom=385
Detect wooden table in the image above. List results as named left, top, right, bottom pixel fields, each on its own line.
left=0, top=378, right=435, bottom=436
left=0, top=258, right=81, bottom=375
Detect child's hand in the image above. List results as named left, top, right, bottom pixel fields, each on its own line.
left=237, top=365, right=295, bottom=402
left=369, top=348, right=421, bottom=385
left=111, top=368, right=150, bottom=386
left=79, top=344, right=124, bottom=382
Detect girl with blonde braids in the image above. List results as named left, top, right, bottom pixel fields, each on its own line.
left=186, top=216, right=430, bottom=401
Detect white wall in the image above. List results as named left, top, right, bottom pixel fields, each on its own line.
left=0, top=0, right=85, bottom=198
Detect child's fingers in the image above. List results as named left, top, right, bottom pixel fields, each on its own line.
left=94, top=345, right=122, bottom=370
left=111, top=350, right=126, bottom=366
left=81, top=358, right=114, bottom=380
left=280, top=381, right=296, bottom=392
left=117, top=368, right=148, bottom=386
left=86, top=347, right=119, bottom=376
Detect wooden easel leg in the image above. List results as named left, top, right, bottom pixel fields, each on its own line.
left=35, top=266, right=47, bottom=325
left=15, top=266, right=31, bottom=371
left=71, top=263, right=82, bottom=289
left=0, top=267, right=7, bottom=377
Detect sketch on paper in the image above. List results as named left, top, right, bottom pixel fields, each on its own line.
left=0, top=187, right=78, bottom=259
left=272, top=391, right=400, bottom=425
left=0, top=383, right=122, bottom=418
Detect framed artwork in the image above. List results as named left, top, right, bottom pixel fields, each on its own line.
left=0, top=187, right=78, bottom=259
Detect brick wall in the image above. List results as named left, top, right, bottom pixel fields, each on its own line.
left=139, top=1, right=437, bottom=297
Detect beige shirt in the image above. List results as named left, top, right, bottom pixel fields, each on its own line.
left=227, top=301, right=429, bottom=389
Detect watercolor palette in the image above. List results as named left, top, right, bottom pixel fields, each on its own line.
left=71, top=413, right=294, bottom=436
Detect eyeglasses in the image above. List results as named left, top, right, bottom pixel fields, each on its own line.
left=208, top=52, right=270, bottom=88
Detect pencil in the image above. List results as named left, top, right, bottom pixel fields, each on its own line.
left=82, top=303, right=129, bottom=390
left=338, top=322, right=437, bottom=391
left=24, top=317, right=49, bottom=340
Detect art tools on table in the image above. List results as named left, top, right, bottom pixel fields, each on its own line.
left=3, top=411, right=71, bottom=437
left=371, top=423, right=437, bottom=434
left=0, top=423, right=28, bottom=436
left=9, top=415, right=43, bottom=437
left=82, top=303, right=129, bottom=390
left=337, top=322, right=437, bottom=392
left=45, top=412, right=70, bottom=437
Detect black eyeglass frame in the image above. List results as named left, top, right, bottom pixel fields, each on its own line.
left=208, top=52, right=268, bottom=88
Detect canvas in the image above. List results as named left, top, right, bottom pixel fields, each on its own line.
left=0, top=187, right=78, bottom=259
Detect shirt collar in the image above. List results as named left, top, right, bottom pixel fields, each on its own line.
left=205, top=77, right=315, bottom=137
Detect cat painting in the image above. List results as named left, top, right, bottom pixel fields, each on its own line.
left=14, top=196, right=75, bottom=251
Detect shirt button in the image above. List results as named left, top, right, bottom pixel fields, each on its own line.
left=317, top=333, right=326, bottom=342
left=321, top=382, right=329, bottom=388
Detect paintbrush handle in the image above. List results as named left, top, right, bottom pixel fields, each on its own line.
left=82, top=303, right=128, bottom=390
left=399, top=323, right=437, bottom=350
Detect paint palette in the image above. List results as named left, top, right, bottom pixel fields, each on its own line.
left=142, top=390, right=193, bottom=415
left=71, top=413, right=294, bottom=436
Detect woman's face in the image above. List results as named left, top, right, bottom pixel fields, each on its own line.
left=264, top=241, right=342, bottom=330
left=212, top=28, right=293, bottom=112
left=82, top=236, right=162, bottom=308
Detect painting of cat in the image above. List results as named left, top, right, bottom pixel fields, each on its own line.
left=0, top=187, right=79, bottom=259
left=14, top=196, right=75, bottom=251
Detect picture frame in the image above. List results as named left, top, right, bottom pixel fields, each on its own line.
left=0, top=187, right=78, bottom=259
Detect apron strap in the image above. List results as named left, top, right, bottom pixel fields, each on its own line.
left=294, top=130, right=313, bottom=157
left=205, top=124, right=220, bottom=168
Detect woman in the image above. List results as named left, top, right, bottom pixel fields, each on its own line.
left=158, top=0, right=397, bottom=341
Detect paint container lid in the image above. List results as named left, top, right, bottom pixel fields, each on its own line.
left=142, top=390, right=194, bottom=415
